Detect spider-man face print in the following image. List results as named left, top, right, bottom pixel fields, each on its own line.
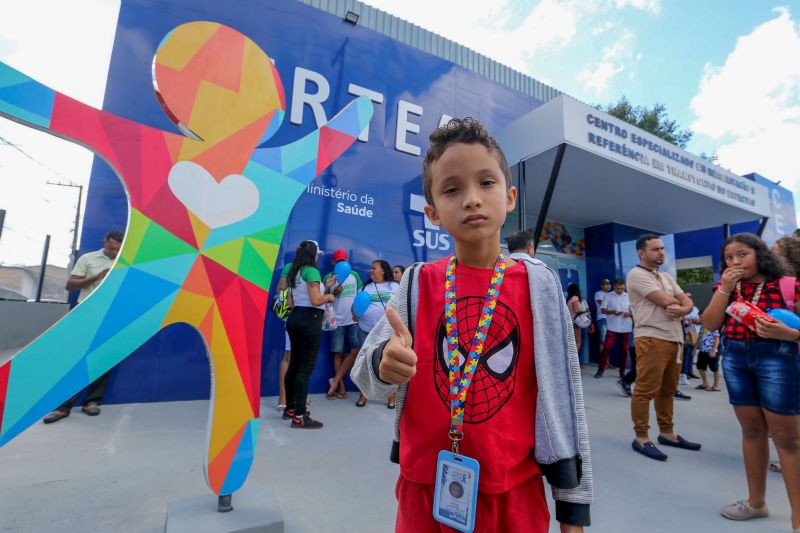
left=434, top=297, right=520, bottom=423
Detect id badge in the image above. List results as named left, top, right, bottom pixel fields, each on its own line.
left=432, top=450, right=480, bottom=532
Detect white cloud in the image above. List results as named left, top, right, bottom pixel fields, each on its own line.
left=715, top=122, right=800, bottom=185
left=0, top=0, right=119, bottom=106
left=615, top=0, right=661, bottom=14
left=576, top=29, right=635, bottom=95
left=591, top=20, right=615, bottom=36
left=362, top=0, right=577, bottom=72
left=0, top=0, right=121, bottom=267
left=362, top=1, right=653, bottom=99
left=518, top=0, right=579, bottom=54
left=577, top=61, right=625, bottom=94
left=690, top=7, right=800, bottom=191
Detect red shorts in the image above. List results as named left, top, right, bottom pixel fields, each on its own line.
left=395, top=473, right=550, bottom=532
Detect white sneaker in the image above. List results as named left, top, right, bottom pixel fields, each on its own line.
left=679, top=374, right=689, bottom=386
left=720, top=500, right=768, bottom=521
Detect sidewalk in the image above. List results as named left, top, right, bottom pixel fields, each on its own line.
left=0, top=369, right=793, bottom=532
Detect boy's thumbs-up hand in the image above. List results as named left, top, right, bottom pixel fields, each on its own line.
left=379, top=307, right=417, bottom=384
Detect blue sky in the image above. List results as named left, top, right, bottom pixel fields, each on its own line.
left=0, top=0, right=798, bottom=266
left=364, top=0, right=800, bottom=187
left=523, top=0, right=769, bottom=136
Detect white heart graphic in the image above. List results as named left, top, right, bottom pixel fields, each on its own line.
left=168, top=161, right=259, bottom=229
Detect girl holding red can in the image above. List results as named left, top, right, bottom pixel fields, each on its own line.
left=703, top=233, right=800, bottom=532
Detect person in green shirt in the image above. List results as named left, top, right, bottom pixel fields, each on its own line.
left=282, top=240, right=335, bottom=429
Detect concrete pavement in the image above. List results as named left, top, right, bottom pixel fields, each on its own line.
left=0, top=368, right=794, bottom=532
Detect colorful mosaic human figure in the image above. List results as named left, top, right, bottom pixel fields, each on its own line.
left=0, top=21, right=373, bottom=496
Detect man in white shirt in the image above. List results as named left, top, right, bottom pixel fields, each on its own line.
left=596, top=279, right=632, bottom=378
left=506, top=230, right=534, bottom=260
left=43, top=230, right=124, bottom=424
left=595, top=279, right=612, bottom=350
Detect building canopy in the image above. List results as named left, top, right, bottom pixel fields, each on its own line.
left=497, top=96, right=770, bottom=234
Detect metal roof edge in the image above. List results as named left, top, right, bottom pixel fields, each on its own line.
left=297, top=0, right=563, bottom=103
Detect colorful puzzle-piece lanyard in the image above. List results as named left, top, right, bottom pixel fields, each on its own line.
left=736, top=280, right=764, bottom=305
left=445, top=253, right=506, bottom=454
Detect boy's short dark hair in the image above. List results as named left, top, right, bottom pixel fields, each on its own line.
left=636, top=234, right=661, bottom=251
left=506, top=230, right=533, bottom=253
left=615, top=278, right=625, bottom=285
left=422, top=117, right=511, bottom=205
left=105, top=230, right=125, bottom=243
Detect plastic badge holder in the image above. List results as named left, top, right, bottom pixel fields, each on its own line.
left=433, top=451, right=479, bottom=533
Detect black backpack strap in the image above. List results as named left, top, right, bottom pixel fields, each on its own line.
left=391, top=262, right=422, bottom=465
left=406, top=262, right=422, bottom=339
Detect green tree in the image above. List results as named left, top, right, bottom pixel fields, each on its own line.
left=600, top=96, right=693, bottom=149
left=677, top=267, right=713, bottom=286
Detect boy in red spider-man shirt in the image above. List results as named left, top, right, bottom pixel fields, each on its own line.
left=352, top=118, right=592, bottom=532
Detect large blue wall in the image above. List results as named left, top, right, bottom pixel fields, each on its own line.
left=79, top=0, right=543, bottom=403
left=77, top=0, right=796, bottom=403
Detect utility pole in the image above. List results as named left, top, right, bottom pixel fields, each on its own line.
left=36, top=234, right=51, bottom=302
left=47, top=180, right=83, bottom=267
left=0, top=209, right=5, bottom=242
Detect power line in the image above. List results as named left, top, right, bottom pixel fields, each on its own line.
left=0, top=133, right=79, bottom=186
left=2, top=225, right=43, bottom=244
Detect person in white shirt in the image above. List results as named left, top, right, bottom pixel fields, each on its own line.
left=506, top=229, right=534, bottom=260
left=43, top=230, right=124, bottom=424
left=596, top=279, right=632, bottom=378
left=354, top=259, right=399, bottom=408
left=595, top=279, right=612, bottom=350
left=324, top=249, right=364, bottom=400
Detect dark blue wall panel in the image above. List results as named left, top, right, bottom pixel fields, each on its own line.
left=80, top=0, right=542, bottom=403
left=78, top=0, right=795, bottom=403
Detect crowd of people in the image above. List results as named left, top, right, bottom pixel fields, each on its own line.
left=274, top=240, right=407, bottom=429
left=272, top=202, right=800, bottom=531
left=42, top=117, right=800, bottom=533
left=579, top=232, right=800, bottom=531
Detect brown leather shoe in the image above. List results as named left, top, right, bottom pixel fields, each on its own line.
left=43, top=409, right=70, bottom=424
left=82, top=403, right=101, bottom=416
